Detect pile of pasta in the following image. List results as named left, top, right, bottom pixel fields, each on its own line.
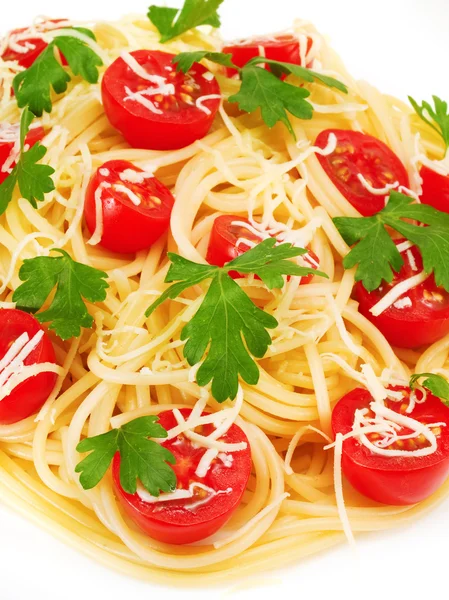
left=0, top=13, right=448, bottom=585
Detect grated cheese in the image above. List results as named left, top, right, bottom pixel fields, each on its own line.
left=136, top=481, right=232, bottom=510
left=357, top=173, right=399, bottom=196
left=113, top=184, right=142, bottom=206
left=195, top=94, right=222, bottom=115
left=119, top=168, right=154, bottom=183
left=369, top=270, right=428, bottom=316
left=87, top=181, right=111, bottom=246
left=393, top=297, right=412, bottom=310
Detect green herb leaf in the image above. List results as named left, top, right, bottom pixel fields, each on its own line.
left=173, top=50, right=237, bottom=73
left=148, top=0, right=224, bottom=43
left=410, top=373, right=449, bottom=406
left=12, top=249, right=109, bottom=339
left=0, top=108, right=55, bottom=215
left=146, top=239, right=327, bottom=401
left=334, top=191, right=449, bottom=292
left=13, top=30, right=102, bottom=116
left=75, top=416, right=176, bottom=495
left=409, top=95, right=449, bottom=151
left=248, top=57, right=348, bottom=94
left=229, top=66, right=313, bottom=137
left=174, top=51, right=348, bottom=136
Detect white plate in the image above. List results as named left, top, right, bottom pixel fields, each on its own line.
left=1, top=1, right=449, bottom=598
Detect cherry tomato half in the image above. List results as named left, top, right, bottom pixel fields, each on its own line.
left=315, top=129, right=410, bottom=216
left=420, top=165, right=449, bottom=213
left=223, top=34, right=312, bottom=76
left=355, top=240, right=449, bottom=348
left=84, top=160, right=174, bottom=254
left=102, top=50, right=221, bottom=151
left=206, top=214, right=319, bottom=283
left=113, top=408, right=252, bottom=545
left=1, top=19, right=69, bottom=69
left=0, top=123, right=45, bottom=185
left=332, top=386, right=449, bottom=505
left=0, top=309, right=57, bottom=425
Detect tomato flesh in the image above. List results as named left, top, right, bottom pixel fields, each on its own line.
left=332, top=386, right=449, bottom=505
left=0, top=124, right=45, bottom=185
left=113, top=408, right=252, bottom=545
left=315, top=129, right=410, bottom=216
left=420, top=165, right=449, bottom=213
left=223, top=34, right=312, bottom=76
left=206, top=214, right=319, bottom=283
left=0, top=309, right=57, bottom=425
left=84, top=159, right=174, bottom=254
left=356, top=240, right=449, bottom=348
left=102, top=50, right=221, bottom=151
left=2, top=19, right=69, bottom=69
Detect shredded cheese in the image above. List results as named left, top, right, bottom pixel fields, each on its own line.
left=87, top=181, right=111, bottom=246
left=370, top=271, right=428, bottom=317
left=195, top=94, right=222, bottom=115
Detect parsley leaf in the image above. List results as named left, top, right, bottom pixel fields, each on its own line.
left=173, top=51, right=348, bottom=137
left=146, top=239, right=327, bottom=402
left=75, top=416, right=176, bottom=495
left=148, top=0, right=224, bottom=43
left=13, top=30, right=103, bottom=116
left=173, top=50, right=237, bottom=73
left=410, top=373, right=449, bottom=407
left=0, top=108, right=55, bottom=215
left=409, top=95, right=449, bottom=151
left=334, top=191, right=449, bottom=292
left=12, top=249, right=109, bottom=340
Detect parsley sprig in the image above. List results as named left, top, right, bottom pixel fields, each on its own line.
left=410, top=373, right=449, bottom=406
left=334, top=191, right=449, bottom=292
left=0, top=108, right=55, bottom=215
left=146, top=238, right=327, bottom=402
left=409, top=95, right=449, bottom=151
left=148, top=0, right=224, bottom=43
left=76, top=416, right=176, bottom=495
left=173, top=51, right=348, bottom=136
left=12, top=249, right=109, bottom=340
left=13, top=29, right=103, bottom=116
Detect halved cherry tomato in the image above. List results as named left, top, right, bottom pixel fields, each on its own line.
left=1, top=19, right=69, bottom=69
left=0, top=309, right=57, bottom=425
left=102, top=50, right=221, bottom=151
left=206, top=215, right=319, bottom=283
left=113, top=408, right=252, bottom=545
left=332, top=386, right=449, bottom=505
left=315, top=129, right=410, bottom=216
left=355, top=240, right=449, bottom=348
left=420, top=165, right=449, bottom=213
left=0, top=123, right=45, bottom=185
left=84, top=160, right=174, bottom=254
left=223, top=34, right=312, bottom=76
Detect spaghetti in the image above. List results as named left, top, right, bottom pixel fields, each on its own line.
left=0, top=10, right=448, bottom=586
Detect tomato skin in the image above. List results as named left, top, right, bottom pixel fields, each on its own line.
left=315, top=129, right=410, bottom=216
left=223, top=35, right=312, bottom=76
left=0, top=309, right=57, bottom=425
left=206, top=215, right=319, bottom=283
left=0, top=125, right=45, bottom=185
left=102, top=50, right=221, bottom=151
left=84, top=160, right=174, bottom=254
left=356, top=241, right=449, bottom=348
left=420, top=165, right=449, bottom=213
left=113, top=408, right=252, bottom=545
left=332, top=387, right=449, bottom=505
left=2, top=20, right=68, bottom=69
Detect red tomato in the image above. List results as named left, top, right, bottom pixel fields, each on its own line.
left=355, top=240, right=449, bottom=348
left=206, top=215, right=319, bottom=283
left=84, top=160, right=174, bottom=254
left=102, top=50, right=221, bottom=151
left=420, top=165, right=449, bottom=213
left=315, top=129, right=410, bottom=216
left=332, top=386, right=449, bottom=505
left=0, top=309, right=57, bottom=425
left=1, top=19, right=69, bottom=69
left=223, top=34, right=312, bottom=76
left=113, top=408, right=252, bottom=545
left=0, top=123, right=45, bottom=185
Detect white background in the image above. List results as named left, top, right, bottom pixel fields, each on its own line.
left=1, top=1, right=449, bottom=599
